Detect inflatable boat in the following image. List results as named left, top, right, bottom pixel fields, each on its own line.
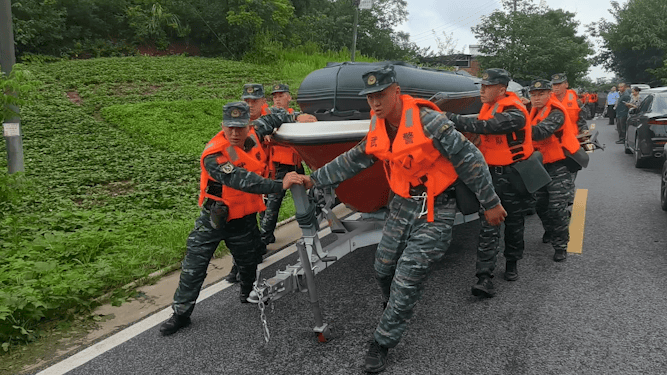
left=276, top=61, right=522, bottom=212
left=275, top=90, right=490, bottom=212
left=297, top=61, right=482, bottom=121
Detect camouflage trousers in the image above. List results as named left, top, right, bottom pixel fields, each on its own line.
left=374, top=193, right=457, bottom=348
left=172, top=208, right=265, bottom=317
left=535, top=161, right=574, bottom=253
left=259, top=162, right=304, bottom=243
left=476, top=168, right=533, bottom=278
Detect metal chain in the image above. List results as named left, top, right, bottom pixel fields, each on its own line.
left=254, top=282, right=270, bottom=343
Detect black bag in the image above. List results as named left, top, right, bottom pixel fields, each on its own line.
left=453, top=180, right=480, bottom=215
left=208, top=200, right=229, bottom=229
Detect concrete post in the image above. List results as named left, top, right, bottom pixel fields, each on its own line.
left=1, top=0, right=24, bottom=173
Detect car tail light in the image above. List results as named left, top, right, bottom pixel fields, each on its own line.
left=648, top=119, right=667, bottom=125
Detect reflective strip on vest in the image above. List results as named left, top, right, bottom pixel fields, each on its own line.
left=365, top=95, right=458, bottom=222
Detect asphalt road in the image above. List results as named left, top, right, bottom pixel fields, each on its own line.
left=38, top=116, right=667, bottom=375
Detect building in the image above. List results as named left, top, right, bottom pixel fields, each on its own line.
left=418, top=45, right=483, bottom=77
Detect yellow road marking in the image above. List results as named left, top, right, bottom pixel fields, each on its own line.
left=568, top=189, right=588, bottom=254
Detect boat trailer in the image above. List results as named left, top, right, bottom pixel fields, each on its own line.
left=252, top=184, right=479, bottom=343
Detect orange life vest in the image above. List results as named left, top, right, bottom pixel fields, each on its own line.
left=590, top=93, right=598, bottom=103
left=365, top=95, right=459, bottom=222
left=530, top=97, right=581, bottom=164
left=477, top=92, right=533, bottom=166
left=554, top=90, right=582, bottom=134
left=264, top=105, right=302, bottom=167
left=198, top=128, right=268, bottom=221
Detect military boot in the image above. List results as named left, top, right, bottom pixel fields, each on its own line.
left=238, top=263, right=258, bottom=303
left=261, top=233, right=276, bottom=245
left=553, top=249, right=567, bottom=262
left=240, top=288, right=252, bottom=303
left=224, top=263, right=239, bottom=283
left=471, top=275, right=495, bottom=298
left=159, top=314, right=191, bottom=336
left=504, top=261, right=518, bottom=281
left=364, top=339, right=389, bottom=373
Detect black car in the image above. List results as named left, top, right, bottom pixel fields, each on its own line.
left=624, top=88, right=667, bottom=168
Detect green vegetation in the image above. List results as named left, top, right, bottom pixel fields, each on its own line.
left=592, top=0, right=667, bottom=86
left=0, top=64, right=36, bottom=123
left=0, top=51, right=376, bottom=362
left=11, top=0, right=418, bottom=61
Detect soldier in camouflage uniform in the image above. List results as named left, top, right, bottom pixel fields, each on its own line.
left=224, top=84, right=291, bottom=283
left=528, top=79, right=580, bottom=262
left=446, top=68, right=533, bottom=297
left=160, top=102, right=305, bottom=336
left=301, top=66, right=506, bottom=373
left=258, top=84, right=312, bottom=246
left=551, top=73, right=589, bottom=135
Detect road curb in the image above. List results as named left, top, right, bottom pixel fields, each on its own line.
left=95, top=215, right=298, bottom=303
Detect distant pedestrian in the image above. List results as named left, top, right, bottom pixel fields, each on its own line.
left=626, top=87, right=642, bottom=110
left=615, top=83, right=631, bottom=144
left=607, top=86, right=619, bottom=125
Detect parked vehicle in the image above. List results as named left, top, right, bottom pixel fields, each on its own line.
left=631, top=83, right=652, bottom=90
left=624, top=88, right=667, bottom=168
left=661, top=143, right=667, bottom=211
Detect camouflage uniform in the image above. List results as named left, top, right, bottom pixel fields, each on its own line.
left=310, top=107, right=500, bottom=349
left=551, top=74, right=589, bottom=208
left=259, top=161, right=303, bottom=245
left=531, top=108, right=574, bottom=258
left=171, top=111, right=295, bottom=317
left=448, top=101, right=530, bottom=280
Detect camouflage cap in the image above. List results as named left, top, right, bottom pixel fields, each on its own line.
left=270, top=83, right=290, bottom=94
left=480, top=68, right=511, bottom=86
left=551, top=73, right=568, bottom=84
left=222, top=101, right=250, bottom=127
left=359, top=65, right=398, bottom=95
left=241, top=83, right=265, bottom=99
left=528, top=79, right=552, bottom=92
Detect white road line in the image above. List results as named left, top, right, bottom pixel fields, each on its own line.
left=35, top=242, right=304, bottom=375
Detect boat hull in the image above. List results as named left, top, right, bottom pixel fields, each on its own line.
left=273, top=120, right=390, bottom=213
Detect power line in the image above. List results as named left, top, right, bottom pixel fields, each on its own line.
left=408, top=0, right=497, bottom=38
left=408, top=0, right=499, bottom=41
left=409, top=1, right=500, bottom=45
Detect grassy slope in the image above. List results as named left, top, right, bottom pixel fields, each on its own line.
left=0, top=52, right=377, bottom=369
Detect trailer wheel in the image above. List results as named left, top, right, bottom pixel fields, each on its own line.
left=316, top=327, right=333, bottom=343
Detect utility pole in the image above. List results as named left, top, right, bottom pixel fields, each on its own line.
left=351, top=0, right=359, bottom=62
left=351, top=0, right=374, bottom=62
left=1, top=0, right=24, bottom=174
left=513, top=0, right=517, bottom=11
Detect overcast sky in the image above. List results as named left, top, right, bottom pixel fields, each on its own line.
left=395, top=0, right=619, bottom=80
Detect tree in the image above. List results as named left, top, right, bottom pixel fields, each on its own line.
left=471, top=0, right=593, bottom=85
left=126, top=3, right=190, bottom=49
left=289, top=0, right=417, bottom=61
left=590, top=0, right=667, bottom=85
